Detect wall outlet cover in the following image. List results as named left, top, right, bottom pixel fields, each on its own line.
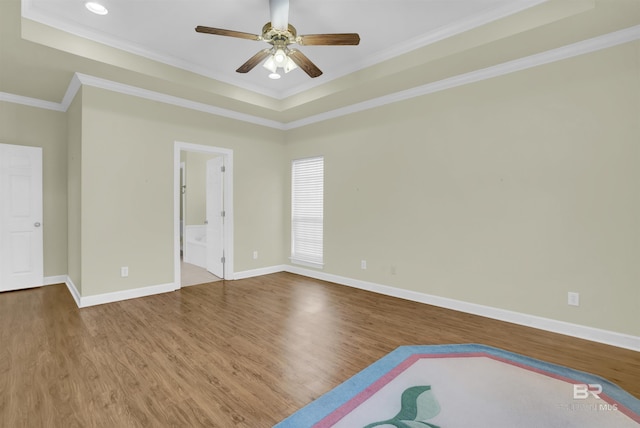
left=568, top=292, right=579, bottom=306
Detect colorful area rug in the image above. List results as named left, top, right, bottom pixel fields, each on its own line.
left=275, top=344, right=640, bottom=428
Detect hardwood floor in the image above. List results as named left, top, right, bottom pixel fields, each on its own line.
left=1, top=272, right=638, bottom=427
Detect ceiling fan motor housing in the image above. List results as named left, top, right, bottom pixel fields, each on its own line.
left=261, top=22, right=298, bottom=45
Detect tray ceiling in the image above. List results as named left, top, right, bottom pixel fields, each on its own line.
left=21, top=0, right=544, bottom=99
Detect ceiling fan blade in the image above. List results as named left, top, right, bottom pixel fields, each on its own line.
left=236, top=49, right=272, bottom=73
left=298, top=33, right=361, bottom=46
left=195, top=26, right=261, bottom=41
left=288, top=50, right=322, bottom=78
left=269, top=0, right=289, bottom=31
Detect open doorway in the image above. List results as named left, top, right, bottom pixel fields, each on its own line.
left=174, top=142, right=234, bottom=287
left=180, top=154, right=222, bottom=286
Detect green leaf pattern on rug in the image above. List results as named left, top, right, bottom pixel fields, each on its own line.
left=363, top=385, right=441, bottom=428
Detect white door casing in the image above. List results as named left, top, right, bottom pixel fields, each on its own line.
left=0, top=144, right=44, bottom=291
left=206, top=156, right=224, bottom=278
left=180, top=162, right=186, bottom=253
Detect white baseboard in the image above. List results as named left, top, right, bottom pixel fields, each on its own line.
left=80, top=282, right=177, bottom=308
left=43, top=275, right=68, bottom=286
left=282, top=265, right=640, bottom=352
left=51, top=266, right=639, bottom=351
left=234, top=265, right=287, bottom=280
left=62, top=276, right=177, bottom=308
left=64, top=276, right=82, bottom=307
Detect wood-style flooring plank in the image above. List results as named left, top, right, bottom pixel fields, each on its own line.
left=1, top=272, right=638, bottom=427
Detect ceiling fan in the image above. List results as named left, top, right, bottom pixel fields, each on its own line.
left=195, top=0, right=360, bottom=78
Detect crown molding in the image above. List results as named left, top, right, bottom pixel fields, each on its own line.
left=0, top=91, right=65, bottom=112
left=284, top=24, right=640, bottom=130
left=2, top=25, right=638, bottom=130
left=75, top=73, right=286, bottom=130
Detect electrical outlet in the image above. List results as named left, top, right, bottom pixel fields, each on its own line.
left=121, top=266, right=129, bottom=278
left=568, top=292, right=579, bottom=306
left=361, top=260, right=367, bottom=270
left=390, top=265, right=397, bottom=275
left=253, top=251, right=258, bottom=260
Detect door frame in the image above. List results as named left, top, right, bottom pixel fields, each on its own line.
left=173, top=141, right=234, bottom=286
left=180, top=161, right=186, bottom=254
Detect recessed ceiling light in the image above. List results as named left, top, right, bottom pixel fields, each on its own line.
left=268, top=73, right=281, bottom=80
left=85, top=2, right=108, bottom=15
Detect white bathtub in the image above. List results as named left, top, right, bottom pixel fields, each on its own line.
left=184, top=225, right=207, bottom=268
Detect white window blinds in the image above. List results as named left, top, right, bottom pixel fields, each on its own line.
left=291, top=156, right=324, bottom=268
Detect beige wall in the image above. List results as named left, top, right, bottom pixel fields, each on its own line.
left=0, top=100, right=68, bottom=278
left=78, top=86, right=286, bottom=296
left=0, top=39, right=636, bottom=339
left=285, top=41, right=640, bottom=336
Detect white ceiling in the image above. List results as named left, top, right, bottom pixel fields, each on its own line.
left=22, top=0, right=544, bottom=99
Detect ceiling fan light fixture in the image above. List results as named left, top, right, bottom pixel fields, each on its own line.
left=262, top=49, right=297, bottom=76
left=273, top=49, right=287, bottom=66
left=284, top=56, right=298, bottom=73
left=262, top=55, right=278, bottom=73
left=85, top=1, right=108, bottom=15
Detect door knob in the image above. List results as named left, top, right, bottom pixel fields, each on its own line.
left=34, top=222, right=41, bottom=227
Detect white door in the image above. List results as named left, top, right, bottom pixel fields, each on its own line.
left=205, top=157, right=224, bottom=278
left=0, top=144, right=43, bottom=291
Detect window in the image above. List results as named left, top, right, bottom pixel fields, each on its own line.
left=291, top=156, right=324, bottom=268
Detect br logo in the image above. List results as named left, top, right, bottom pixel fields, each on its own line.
left=573, top=383, right=603, bottom=399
